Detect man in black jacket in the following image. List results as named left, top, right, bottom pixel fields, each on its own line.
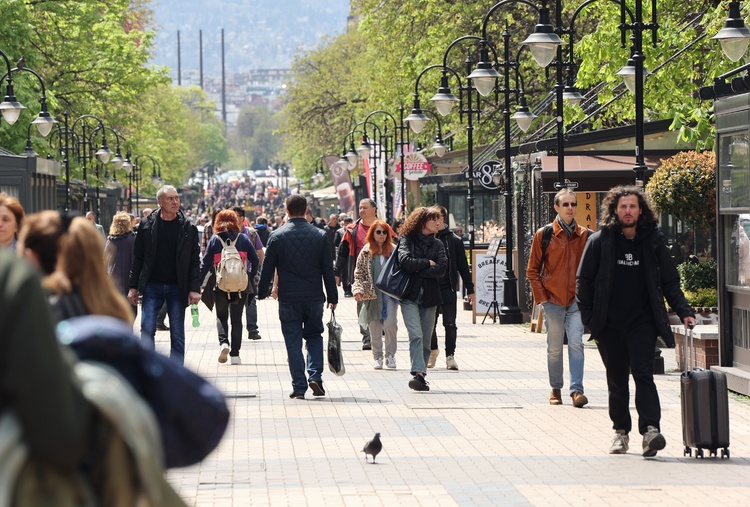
left=128, top=185, right=201, bottom=365
left=428, top=205, right=474, bottom=371
left=576, top=185, right=695, bottom=457
left=258, top=195, right=338, bottom=399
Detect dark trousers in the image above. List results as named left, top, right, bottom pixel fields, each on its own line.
left=597, top=323, right=660, bottom=435
left=430, top=288, right=457, bottom=356
left=215, top=290, right=246, bottom=357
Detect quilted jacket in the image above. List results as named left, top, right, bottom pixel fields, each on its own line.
left=257, top=218, right=338, bottom=304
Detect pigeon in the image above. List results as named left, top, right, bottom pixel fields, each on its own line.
left=362, top=433, right=382, bottom=463
left=16, top=56, right=25, bottom=69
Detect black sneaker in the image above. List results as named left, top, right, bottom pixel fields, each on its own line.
left=156, top=322, right=169, bottom=331
left=247, top=332, right=262, bottom=340
left=309, top=380, right=325, bottom=396
left=289, top=392, right=305, bottom=400
left=408, top=374, right=430, bottom=392
left=362, top=342, right=372, bottom=351
left=344, top=292, right=354, bottom=298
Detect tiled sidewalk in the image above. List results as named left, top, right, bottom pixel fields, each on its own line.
left=156, top=292, right=750, bottom=506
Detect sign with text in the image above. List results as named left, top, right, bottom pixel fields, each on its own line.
left=574, top=192, right=598, bottom=231
left=395, top=152, right=432, bottom=181
left=471, top=249, right=517, bottom=324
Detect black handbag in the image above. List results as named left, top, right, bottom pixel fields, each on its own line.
left=375, top=239, right=413, bottom=301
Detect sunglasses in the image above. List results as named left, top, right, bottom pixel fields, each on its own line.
left=374, top=230, right=387, bottom=235
left=560, top=202, right=577, bottom=208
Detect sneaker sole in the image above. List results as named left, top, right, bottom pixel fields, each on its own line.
left=373, top=364, right=383, bottom=370
left=386, top=363, right=396, bottom=369
left=219, top=348, right=229, bottom=363
left=609, top=446, right=629, bottom=455
left=309, top=381, right=325, bottom=397
left=643, top=434, right=666, bottom=457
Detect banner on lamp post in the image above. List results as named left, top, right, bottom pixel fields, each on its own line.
left=326, top=158, right=356, bottom=214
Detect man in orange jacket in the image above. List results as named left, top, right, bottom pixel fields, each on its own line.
left=526, top=189, right=590, bottom=408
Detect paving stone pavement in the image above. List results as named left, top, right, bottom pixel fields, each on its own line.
left=147, top=292, right=750, bottom=506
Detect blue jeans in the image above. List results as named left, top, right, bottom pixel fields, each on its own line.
left=543, top=301, right=585, bottom=394
left=400, top=299, right=437, bottom=375
left=141, top=283, right=187, bottom=364
left=279, top=301, right=325, bottom=394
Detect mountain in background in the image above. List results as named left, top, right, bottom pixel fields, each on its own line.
left=149, top=0, right=351, bottom=77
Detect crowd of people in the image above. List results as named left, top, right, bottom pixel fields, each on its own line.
left=0, top=181, right=701, bottom=501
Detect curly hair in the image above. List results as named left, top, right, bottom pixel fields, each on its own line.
left=365, top=220, right=395, bottom=258
left=400, top=207, right=441, bottom=237
left=108, top=211, right=133, bottom=236
left=600, top=185, right=658, bottom=230
left=213, top=209, right=240, bottom=233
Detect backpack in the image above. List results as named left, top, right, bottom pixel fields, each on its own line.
left=215, top=237, right=249, bottom=293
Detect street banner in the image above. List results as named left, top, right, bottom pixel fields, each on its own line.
left=326, top=157, right=355, bottom=214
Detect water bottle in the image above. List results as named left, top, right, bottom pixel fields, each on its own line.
left=191, top=303, right=200, bottom=328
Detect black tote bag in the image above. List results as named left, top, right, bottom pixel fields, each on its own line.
left=375, top=239, right=413, bottom=301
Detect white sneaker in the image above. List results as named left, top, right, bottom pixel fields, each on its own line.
left=385, top=356, right=396, bottom=369
left=609, top=430, right=629, bottom=454
left=373, top=358, right=383, bottom=370
left=446, top=355, right=459, bottom=371
left=230, top=356, right=242, bottom=365
left=218, top=343, right=230, bottom=363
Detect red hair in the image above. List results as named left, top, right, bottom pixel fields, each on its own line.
left=365, top=220, right=395, bottom=258
left=213, top=209, right=240, bottom=233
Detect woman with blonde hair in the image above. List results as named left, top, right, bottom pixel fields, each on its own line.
left=352, top=220, right=399, bottom=369
left=17, top=210, right=133, bottom=323
left=105, top=211, right=138, bottom=320
left=0, top=193, right=25, bottom=251
left=398, top=207, right=447, bottom=391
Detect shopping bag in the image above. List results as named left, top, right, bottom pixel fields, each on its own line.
left=327, top=310, right=346, bottom=376
left=375, top=239, right=412, bottom=300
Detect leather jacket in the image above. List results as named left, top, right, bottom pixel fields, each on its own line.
left=527, top=219, right=589, bottom=307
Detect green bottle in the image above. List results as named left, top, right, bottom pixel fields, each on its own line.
left=191, top=303, right=200, bottom=328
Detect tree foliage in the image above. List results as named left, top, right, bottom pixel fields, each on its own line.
left=0, top=0, right=227, bottom=190
left=646, top=150, right=716, bottom=227
left=281, top=0, right=739, bottom=185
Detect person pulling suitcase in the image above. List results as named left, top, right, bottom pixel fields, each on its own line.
left=577, top=186, right=696, bottom=456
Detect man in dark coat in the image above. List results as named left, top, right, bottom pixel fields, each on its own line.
left=128, top=185, right=201, bottom=365
left=576, top=185, right=696, bottom=457
left=258, top=195, right=338, bottom=399
left=428, top=205, right=474, bottom=371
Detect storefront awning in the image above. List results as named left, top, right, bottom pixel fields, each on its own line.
left=539, top=154, right=665, bottom=192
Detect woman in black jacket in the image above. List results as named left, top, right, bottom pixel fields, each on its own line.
left=398, top=207, right=447, bottom=391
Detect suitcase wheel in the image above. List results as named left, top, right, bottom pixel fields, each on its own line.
left=695, top=448, right=704, bottom=459
left=721, top=448, right=730, bottom=459
left=683, top=447, right=692, bottom=457
left=710, top=449, right=718, bottom=457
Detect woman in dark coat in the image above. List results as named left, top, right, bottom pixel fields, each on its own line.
left=105, top=211, right=138, bottom=321
left=398, top=207, right=447, bottom=392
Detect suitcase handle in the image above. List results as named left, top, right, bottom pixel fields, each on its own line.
left=684, top=321, right=700, bottom=373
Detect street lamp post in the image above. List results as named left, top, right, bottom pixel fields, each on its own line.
left=408, top=39, right=483, bottom=267
left=64, top=115, right=112, bottom=213
left=470, top=1, right=562, bottom=323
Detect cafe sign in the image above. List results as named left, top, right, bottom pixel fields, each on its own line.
left=396, top=152, right=432, bottom=181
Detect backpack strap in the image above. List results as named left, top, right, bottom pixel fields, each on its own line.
left=539, top=223, right=554, bottom=271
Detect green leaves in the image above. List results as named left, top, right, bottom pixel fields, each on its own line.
left=646, top=150, right=716, bottom=228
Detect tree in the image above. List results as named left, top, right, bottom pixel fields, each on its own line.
left=646, top=150, right=716, bottom=228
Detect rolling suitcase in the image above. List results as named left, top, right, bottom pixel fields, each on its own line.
left=680, top=323, right=730, bottom=458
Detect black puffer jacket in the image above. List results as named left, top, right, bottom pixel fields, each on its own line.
left=576, top=224, right=694, bottom=347
left=128, top=209, right=201, bottom=308
left=398, top=232, right=448, bottom=308
left=257, top=218, right=338, bottom=304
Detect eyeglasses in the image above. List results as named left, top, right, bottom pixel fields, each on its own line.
left=374, top=230, right=387, bottom=235
left=560, top=202, right=577, bottom=208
